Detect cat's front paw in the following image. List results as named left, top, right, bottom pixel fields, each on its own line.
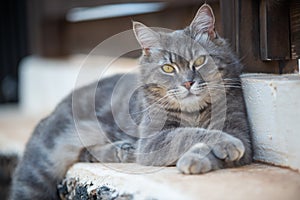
left=212, top=136, right=245, bottom=162
left=176, top=137, right=245, bottom=174
left=176, top=143, right=212, bottom=174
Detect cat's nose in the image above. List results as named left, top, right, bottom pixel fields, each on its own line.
left=183, top=81, right=195, bottom=90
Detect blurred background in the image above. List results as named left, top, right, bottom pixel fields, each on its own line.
left=0, top=0, right=299, bottom=199
left=0, top=0, right=299, bottom=106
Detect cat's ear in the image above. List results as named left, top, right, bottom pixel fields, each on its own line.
left=189, top=4, right=216, bottom=40
left=133, top=21, right=160, bottom=55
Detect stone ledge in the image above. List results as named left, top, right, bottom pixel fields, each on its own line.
left=60, top=163, right=300, bottom=200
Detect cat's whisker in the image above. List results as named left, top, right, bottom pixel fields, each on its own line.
left=207, top=84, right=242, bottom=87
left=223, top=78, right=241, bottom=81
left=208, top=80, right=241, bottom=84
left=167, top=88, right=181, bottom=93
left=167, top=89, right=187, bottom=98
left=207, top=86, right=242, bottom=90
left=131, top=94, right=172, bottom=115
left=207, top=82, right=242, bottom=86
left=208, top=85, right=242, bottom=88
left=193, top=82, right=243, bottom=94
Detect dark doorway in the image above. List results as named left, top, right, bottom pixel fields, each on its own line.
left=0, top=0, right=28, bottom=104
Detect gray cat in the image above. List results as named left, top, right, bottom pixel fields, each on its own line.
left=10, top=4, right=252, bottom=200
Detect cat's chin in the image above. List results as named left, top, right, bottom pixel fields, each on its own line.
left=177, top=94, right=208, bottom=112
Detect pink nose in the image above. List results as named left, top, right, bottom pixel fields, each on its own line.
left=183, top=81, right=195, bottom=89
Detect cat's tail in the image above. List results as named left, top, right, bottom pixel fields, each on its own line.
left=0, top=153, right=19, bottom=200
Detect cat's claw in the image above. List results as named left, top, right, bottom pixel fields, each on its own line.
left=212, top=137, right=245, bottom=162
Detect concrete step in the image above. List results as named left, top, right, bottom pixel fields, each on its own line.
left=60, top=163, right=300, bottom=200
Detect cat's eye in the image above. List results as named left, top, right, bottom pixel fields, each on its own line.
left=161, top=64, right=175, bottom=73
left=194, top=56, right=206, bottom=67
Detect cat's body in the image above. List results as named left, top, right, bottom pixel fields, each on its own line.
left=10, top=4, right=252, bottom=200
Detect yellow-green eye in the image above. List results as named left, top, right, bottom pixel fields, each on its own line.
left=161, top=64, right=175, bottom=73
left=194, top=56, right=206, bottom=67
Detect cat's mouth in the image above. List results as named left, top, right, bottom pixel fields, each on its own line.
left=175, top=91, right=199, bottom=101
left=183, top=92, right=196, bottom=98
left=167, top=85, right=206, bottom=102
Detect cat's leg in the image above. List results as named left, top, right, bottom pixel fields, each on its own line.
left=79, top=141, right=136, bottom=163
left=137, top=128, right=249, bottom=173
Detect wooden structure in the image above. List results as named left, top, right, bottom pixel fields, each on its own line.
left=26, top=0, right=300, bottom=73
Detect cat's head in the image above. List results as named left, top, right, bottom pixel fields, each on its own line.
left=133, top=4, right=242, bottom=112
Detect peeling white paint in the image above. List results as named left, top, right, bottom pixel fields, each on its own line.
left=241, top=74, right=300, bottom=171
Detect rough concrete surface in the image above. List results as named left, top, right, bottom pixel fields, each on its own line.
left=63, top=163, right=300, bottom=200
